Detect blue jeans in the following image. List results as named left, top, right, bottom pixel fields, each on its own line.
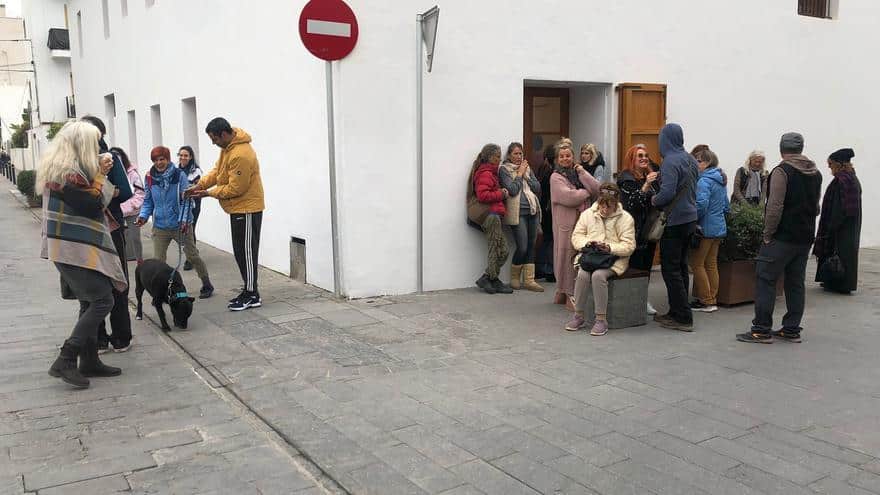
left=510, top=214, right=538, bottom=265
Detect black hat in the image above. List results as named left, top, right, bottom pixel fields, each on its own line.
left=829, top=148, right=855, bottom=163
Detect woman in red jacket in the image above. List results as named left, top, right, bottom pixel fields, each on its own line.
left=468, top=143, right=513, bottom=294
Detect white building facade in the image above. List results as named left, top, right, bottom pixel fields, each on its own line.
left=51, top=0, right=877, bottom=298
left=21, top=0, right=73, bottom=164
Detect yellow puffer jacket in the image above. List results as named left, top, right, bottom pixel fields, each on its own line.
left=198, top=128, right=265, bottom=214
left=571, top=202, right=636, bottom=276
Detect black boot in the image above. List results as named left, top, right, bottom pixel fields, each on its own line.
left=79, top=338, right=122, bottom=377
left=491, top=278, right=514, bottom=294
left=183, top=260, right=193, bottom=271
left=199, top=277, right=214, bottom=299
left=49, top=342, right=90, bottom=388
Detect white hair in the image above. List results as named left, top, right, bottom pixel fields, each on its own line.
left=744, top=150, right=765, bottom=169
left=36, top=121, right=101, bottom=195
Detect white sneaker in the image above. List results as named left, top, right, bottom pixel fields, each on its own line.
left=646, top=302, right=657, bottom=316
left=693, top=305, right=718, bottom=313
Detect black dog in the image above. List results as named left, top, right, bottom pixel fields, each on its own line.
left=135, top=259, right=195, bottom=331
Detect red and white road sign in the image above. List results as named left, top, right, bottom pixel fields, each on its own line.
left=298, top=0, right=359, bottom=61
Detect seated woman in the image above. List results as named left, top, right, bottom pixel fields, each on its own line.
left=565, top=183, right=636, bottom=336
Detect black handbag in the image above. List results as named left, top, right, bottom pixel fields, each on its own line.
left=817, top=253, right=845, bottom=282
left=578, top=246, right=618, bottom=272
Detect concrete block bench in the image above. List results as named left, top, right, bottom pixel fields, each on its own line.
left=581, top=268, right=649, bottom=329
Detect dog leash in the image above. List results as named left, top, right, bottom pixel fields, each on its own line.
left=166, top=195, right=192, bottom=304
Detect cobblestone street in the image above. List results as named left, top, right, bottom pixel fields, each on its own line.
left=5, top=178, right=880, bottom=494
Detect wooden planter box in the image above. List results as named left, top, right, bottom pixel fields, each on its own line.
left=27, top=196, right=41, bottom=208
left=714, top=259, right=783, bottom=306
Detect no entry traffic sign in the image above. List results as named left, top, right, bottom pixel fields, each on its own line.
left=298, top=0, right=359, bottom=61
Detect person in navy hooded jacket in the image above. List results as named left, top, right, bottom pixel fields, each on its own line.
left=689, top=149, right=729, bottom=313
left=135, top=146, right=214, bottom=299
left=651, top=123, right=699, bottom=332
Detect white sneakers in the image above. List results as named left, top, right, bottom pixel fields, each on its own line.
left=646, top=302, right=658, bottom=316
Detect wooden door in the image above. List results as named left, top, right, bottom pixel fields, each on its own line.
left=617, top=83, right=666, bottom=169
left=524, top=87, right=570, bottom=167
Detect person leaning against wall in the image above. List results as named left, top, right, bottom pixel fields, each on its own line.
left=499, top=142, right=544, bottom=292
left=550, top=141, right=600, bottom=309
left=186, top=117, right=266, bottom=312
left=468, top=143, right=514, bottom=295
left=689, top=149, right=729, bottom=314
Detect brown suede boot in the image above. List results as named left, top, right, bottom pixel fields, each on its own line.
left=521, top=264, right=544, bottom=292
left=509, top=264, right=523, bottom=290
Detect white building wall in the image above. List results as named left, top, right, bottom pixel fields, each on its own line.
left=66, top=0, right=335, bottom=292
left=59, top=0, right=880, bottom=298
left=21, top=0, right=69, bottom=126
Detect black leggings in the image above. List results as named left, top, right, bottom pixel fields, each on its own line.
left=510, top=214, right=538, bottom=265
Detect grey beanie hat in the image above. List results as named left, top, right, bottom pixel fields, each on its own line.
left=780, top=132, right=804, bottom=154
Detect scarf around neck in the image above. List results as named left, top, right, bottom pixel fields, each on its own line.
left=834, top=169, right=860, bottom=217
left=502, top=161, right=539, bottom=215
left=554, top=164, right=584, bottom=190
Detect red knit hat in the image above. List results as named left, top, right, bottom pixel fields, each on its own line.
left=150, top=146, right=171, bottom=162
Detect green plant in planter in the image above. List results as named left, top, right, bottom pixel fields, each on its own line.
left=16, top=169, right=36, bottom=199
left=718, top=202, right=764, bottom=262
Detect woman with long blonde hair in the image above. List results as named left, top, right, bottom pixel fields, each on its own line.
left=39, top=121, right=127, bottom=389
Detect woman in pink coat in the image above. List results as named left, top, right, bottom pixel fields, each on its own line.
left=550, top=143, right=600, bottom=307
left=112, top=147, right=145, bottom=265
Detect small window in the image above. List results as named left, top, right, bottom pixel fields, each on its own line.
left=104, top=94, right=116, bottom=144
left=121, top=0, right=128, bottom=17
left=101, top=0, right=110, bottom=38
left=128, top=110, right=138, bottom=163
left=799, top=0, right=830, bottom=18
left=146, top=0, right=155, bottom=6
left=151, top=104, right=162, bottom=146
left=181, top=97, right=199, bottom=158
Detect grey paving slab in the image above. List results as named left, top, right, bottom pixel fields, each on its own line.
left=491, top=452, right=596, bottom=494
left=449, top=459, right=541, bottom=495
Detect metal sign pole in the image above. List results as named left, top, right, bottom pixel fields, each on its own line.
left=415, top=6, right=438, bottom=295
left=326, top=61, right=342, bottom=296
left=416, top=14, right=424, bottom=294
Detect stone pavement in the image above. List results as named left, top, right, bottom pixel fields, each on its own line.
left=6, top=178, right=880, bottom=495
left=0, top=183, right=330, bottom=494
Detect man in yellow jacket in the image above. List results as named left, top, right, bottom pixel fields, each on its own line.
left=186, top=117, right=265, bottom=311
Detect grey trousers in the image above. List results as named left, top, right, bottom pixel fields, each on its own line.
left=752, top=239, right=811, bottom=335
left=152, top=227, right=209, bottom=280
left=55, top=263, right=114, bottom=348
left=574, top=268, right=614, bottom=316
left=124, top=216, right=143, bottom=261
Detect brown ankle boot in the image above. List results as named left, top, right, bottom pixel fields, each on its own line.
left=522, top=264, right=544, bottom=292
left=509, top=264, right=523, bottom=290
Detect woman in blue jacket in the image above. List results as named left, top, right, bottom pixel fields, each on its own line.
left=689, top=149, right=729, bottom=313
left=135, top=146, right=214, bottom=299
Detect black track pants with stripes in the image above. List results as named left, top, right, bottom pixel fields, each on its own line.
left=230, top=212, right=262, bottom=294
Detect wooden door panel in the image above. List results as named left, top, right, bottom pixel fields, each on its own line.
left=524, top=87, right=570, bottom=166
left=617, top=83, right=667, bottom=169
